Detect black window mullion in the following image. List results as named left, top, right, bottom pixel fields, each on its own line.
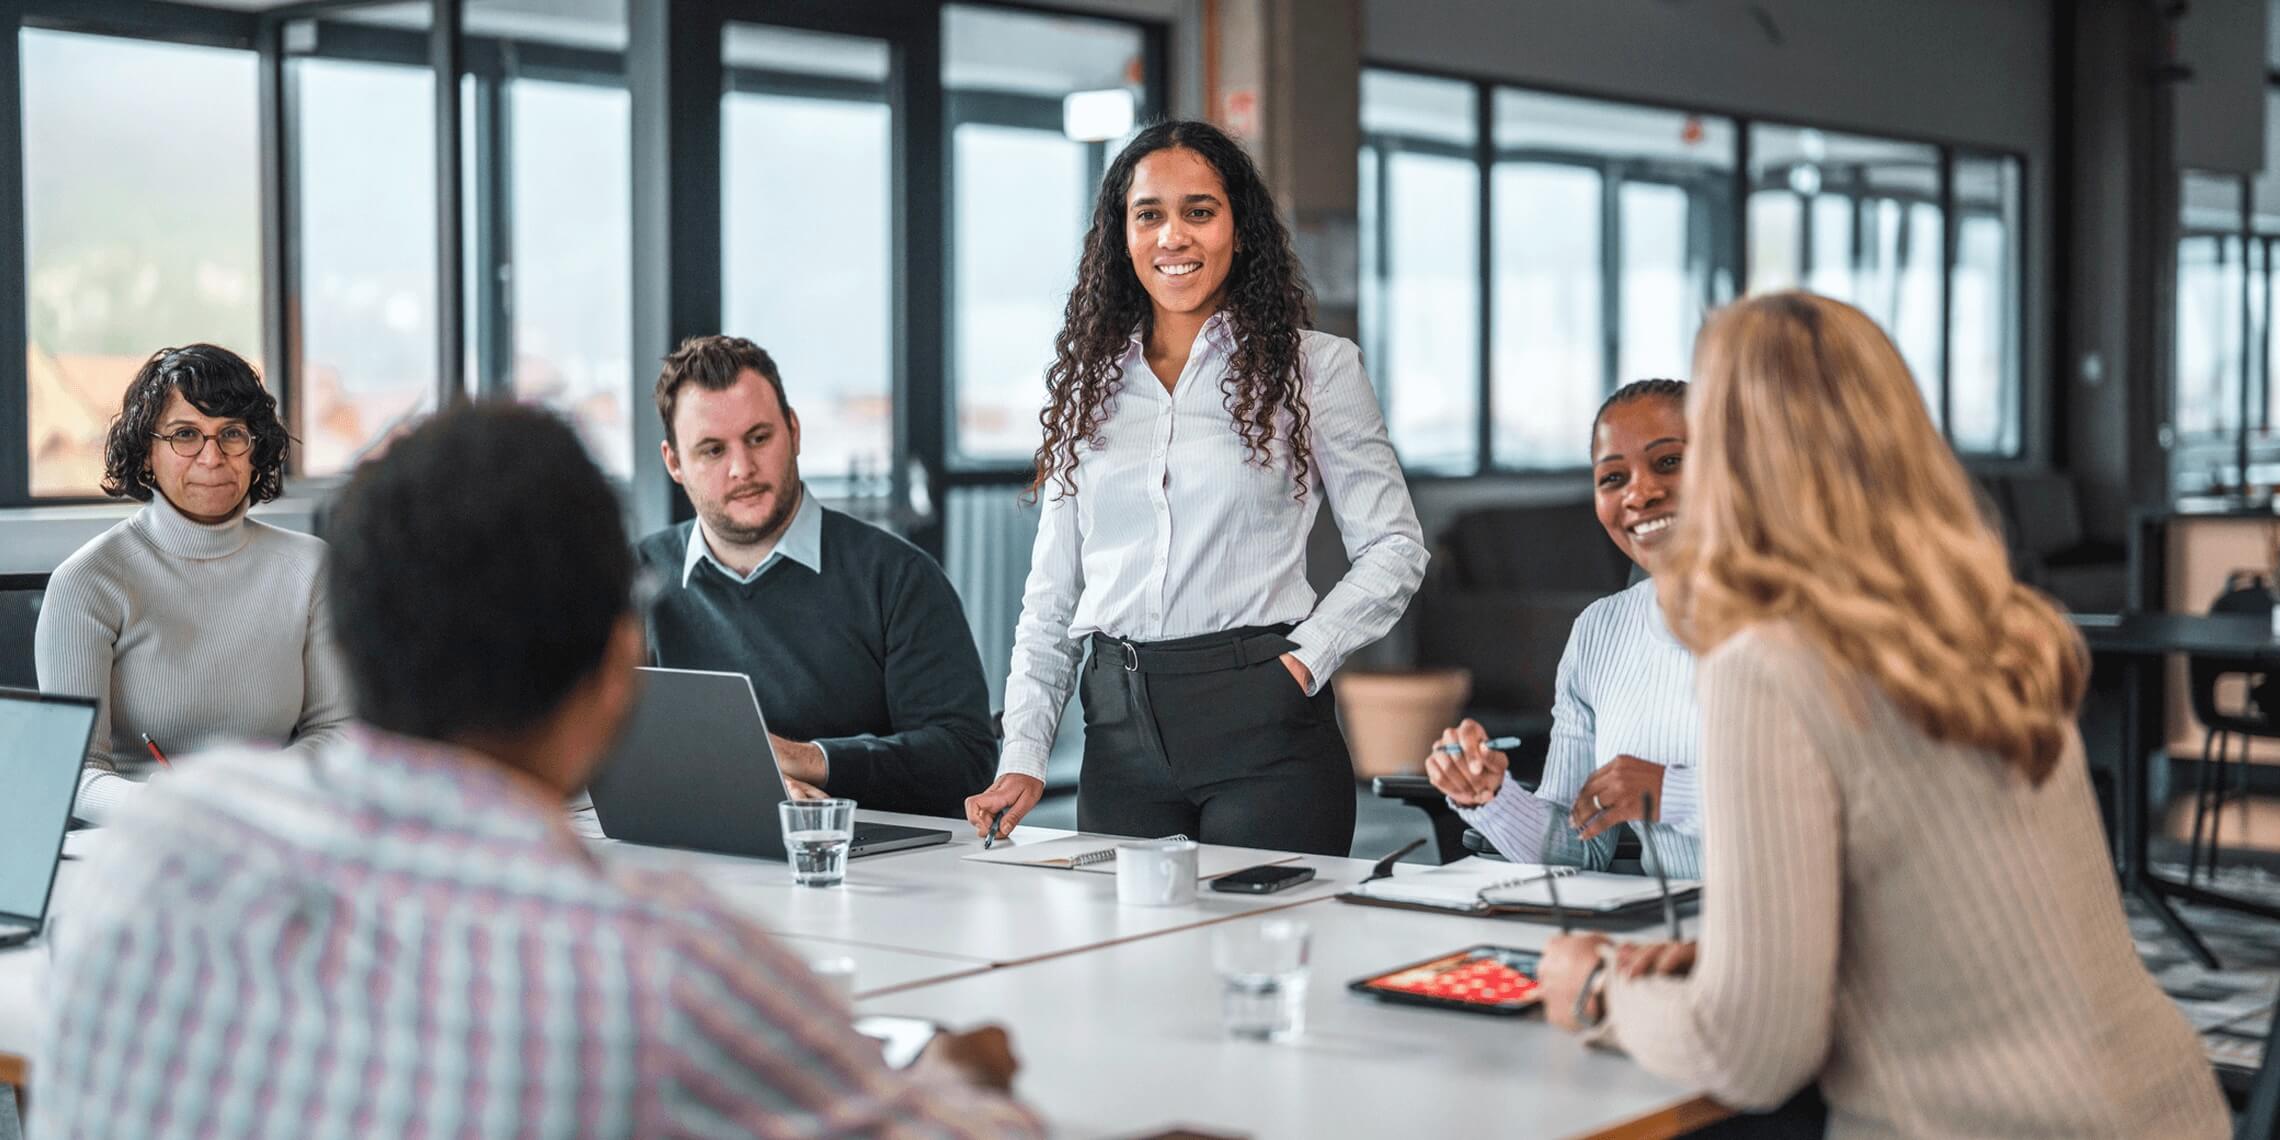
left=1600, top=168, right=1621, bottom=396
left=1937, top=147, right=1955, bottom=441
left=1474, top=80, right=1493, bottom=473
left=471, top=70, right=511, bottom=399
left=432, top=0, right=466, bottom=408
left=1733, top=119, right=1752, bottom=292
left=0, top=24, right=26, bottom=506
left=257, top=14, right=298, bottom=476
left=2240, top=175, right=2256, bottom=489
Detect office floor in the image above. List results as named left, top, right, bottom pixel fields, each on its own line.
left=2132, top=863, right=2280, bottom=1085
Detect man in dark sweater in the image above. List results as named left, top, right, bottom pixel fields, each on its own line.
left=635, top=335, right=994, bottom=818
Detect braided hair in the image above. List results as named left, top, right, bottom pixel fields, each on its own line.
left=1590, top=378, right=1688, bottom=449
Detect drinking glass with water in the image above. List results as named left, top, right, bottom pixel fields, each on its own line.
left=779, top=798, right=856, bottom=887
left=1213, top=918, right=1310, bottom=1041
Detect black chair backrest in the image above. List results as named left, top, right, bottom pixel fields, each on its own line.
left=2189, top=573, right=2280, bottom=735
left=1437, top=502, right=1630, bottom=594
left=2242, top=1009, right=2280, bottom=1140
left=0, top=572, right=50, bottom=690
left=2001, top=473, right=2086, bottom=558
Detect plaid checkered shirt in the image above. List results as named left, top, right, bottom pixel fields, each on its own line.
left=39, top=724, right=1043, bottom=1139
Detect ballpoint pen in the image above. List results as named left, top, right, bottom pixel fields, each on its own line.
left=982, top=805, right=1010, bottom=849
left=1435, top=735, right=1522, bottom=755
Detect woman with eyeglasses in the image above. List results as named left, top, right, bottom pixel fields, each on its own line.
left=35, top=344, right=348, bottom=825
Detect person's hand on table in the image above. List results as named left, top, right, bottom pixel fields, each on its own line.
left=1570, top=755, right=1667, bottom=840
left=782, top=776, right=828, bottom=800
left=1425, top=718, right=1508, bottom=806
left=916, top=1024, right=1021, bottom=1093
left=1539, top=933, right=1612, bottom=1033
left=768, top=733, right=828, bottom=785
left=964, top=774, right=1045, bottom=840
left=1614, top=940, right=1697, bottom=981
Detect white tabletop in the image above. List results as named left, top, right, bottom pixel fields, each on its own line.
left=579, top=809, right=1387, bottom=966
left=860, top=898, right=1719, bottom=1139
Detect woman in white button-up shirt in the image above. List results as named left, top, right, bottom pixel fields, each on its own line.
left=963, top=120, right=1428, bottom=856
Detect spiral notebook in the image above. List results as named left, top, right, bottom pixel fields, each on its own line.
left=1341, top=856, right=1699, bottom=915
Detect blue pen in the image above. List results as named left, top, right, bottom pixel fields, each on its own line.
left=1436, top=735, right=1521, bottom=756
left=982, top=805, right=1010, bottom=849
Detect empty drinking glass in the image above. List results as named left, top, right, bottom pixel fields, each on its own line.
left=779, top=798, right=856, bottom=887
left=1213, top=918, right=1310, bottom=1041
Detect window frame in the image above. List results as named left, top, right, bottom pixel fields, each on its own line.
left=1359, top=62, right=2032, bottom=478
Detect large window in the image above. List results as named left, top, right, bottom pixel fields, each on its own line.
left=2172, top=164, right=2275, bottom=496
left=506, top=78, right=634, bottom=477
left=1361, top=68, right=2025, bottom=471
left=22, top=29, right=261, bottom=498
left=944, top=4, right=1148, bottom=466
left=1748, top=126, right=1944, bottom=425
left=721, top=24, right=894, bottom=488
left=1358, top=71, right=1479, bottom=472
left=290, top=54, right=440, bottom=477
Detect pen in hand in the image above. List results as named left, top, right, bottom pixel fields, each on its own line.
left=1436, top=735, right=1521, bottom=756
left=141, top=733, right=172, bottom=769
left=981, top=805, right=1010, bottom=849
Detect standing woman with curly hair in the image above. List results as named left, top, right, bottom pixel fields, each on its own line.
left=964, top=121, right=1428, bottom=855
left=1531, top=294, right=2227, bottom=1137
left=35, top=344, right=349, bottom=825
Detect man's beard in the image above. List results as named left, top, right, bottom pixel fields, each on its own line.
left=700, top=483, right=798, bottom=547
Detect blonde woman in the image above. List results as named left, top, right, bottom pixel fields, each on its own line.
left=1536, top=293, right=2228, bottom=1137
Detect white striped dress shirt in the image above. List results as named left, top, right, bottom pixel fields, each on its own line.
left=997, top=318, right=1429, bottom=782
left=1457, top=579, right=1702, bottom=877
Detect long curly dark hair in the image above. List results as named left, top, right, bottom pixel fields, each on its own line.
left=102, top=343, right=290, bottom=505
left=1027, top=120, right=1316, bottom=502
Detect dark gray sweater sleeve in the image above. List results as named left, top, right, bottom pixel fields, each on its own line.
left=809, top=557, right=997, bottom=818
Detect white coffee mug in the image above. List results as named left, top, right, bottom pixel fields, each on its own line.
left=1116, top=839, right=1200, bottom=906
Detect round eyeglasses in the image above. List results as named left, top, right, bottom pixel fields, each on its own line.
left=152, top=425, right=255, bottom=458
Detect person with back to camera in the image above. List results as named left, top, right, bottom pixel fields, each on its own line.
left=1534, top=292, right=2229, bottom=1138
left=963, top=119, right=1428, bottom=856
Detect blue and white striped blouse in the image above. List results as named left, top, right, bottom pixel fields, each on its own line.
left=1456, top=577, right=1703, bottom=878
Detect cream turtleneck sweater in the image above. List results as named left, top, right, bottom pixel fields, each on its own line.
left=32, top=492, right=350, bottom=824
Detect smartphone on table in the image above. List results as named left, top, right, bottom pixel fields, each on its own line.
left=1209, top=863, right=1317, bottom=894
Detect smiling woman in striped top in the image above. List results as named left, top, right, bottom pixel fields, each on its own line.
left=1427, top=378, right=1703, bottom=878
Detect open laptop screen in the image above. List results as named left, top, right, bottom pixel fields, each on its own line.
left=0, top=690, right=97, bottom=924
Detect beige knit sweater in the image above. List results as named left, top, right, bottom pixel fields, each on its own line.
left=1599, top=625, right=2230, bottom=1139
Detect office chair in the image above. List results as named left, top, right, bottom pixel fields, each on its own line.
left=2185, top=574, right=2280, bottom=886
left=0, top=573, right=50, bottom=690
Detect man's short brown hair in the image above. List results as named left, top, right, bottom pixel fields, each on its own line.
left=654, top=335, right=791, bottom=449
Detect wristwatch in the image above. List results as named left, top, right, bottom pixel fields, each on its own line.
left=1571, top=959, right=1610, bottom=1030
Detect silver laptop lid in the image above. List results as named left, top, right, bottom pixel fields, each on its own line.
left=585, top=667, right=796, bottom=857
left=0, top=688, right=99, bottom=928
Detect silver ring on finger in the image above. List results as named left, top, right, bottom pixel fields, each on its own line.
left=1592, top=794, right=1604, bottom=812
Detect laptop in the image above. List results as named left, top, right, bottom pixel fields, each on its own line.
left=0, top=688, right=98, bottom=948
left=587, top=667, right=951, bottom=860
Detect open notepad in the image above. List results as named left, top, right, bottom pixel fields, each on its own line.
left=1341, top=856, right=1700, bottom=916
left=962, top=836, right=1299, bottom=879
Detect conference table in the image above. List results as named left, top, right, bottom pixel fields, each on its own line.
left=0, top=810, right=1726, bottom=1139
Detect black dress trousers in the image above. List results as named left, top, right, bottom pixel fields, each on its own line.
left=1075, top=624, right=1356, bottom=857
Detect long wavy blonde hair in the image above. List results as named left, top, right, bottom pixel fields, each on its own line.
left=1660, top=291, right=2086, bottom=784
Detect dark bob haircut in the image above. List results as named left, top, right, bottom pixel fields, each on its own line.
left=326, top=402, right=633, bottom=744
left=101, top=344, right=290, bottom=505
